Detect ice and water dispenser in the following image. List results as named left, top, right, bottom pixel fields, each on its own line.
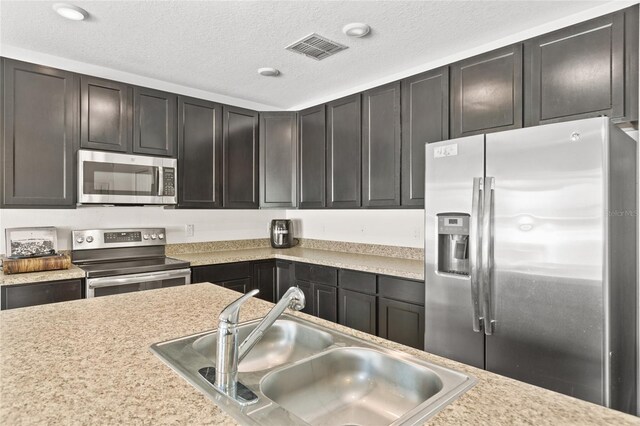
left=437, top=213, right=470, bottom=276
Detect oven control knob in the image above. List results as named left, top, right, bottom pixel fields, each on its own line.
left=151, top=234, right=157, bottom=240
left=86, top=236, right=94, bottom=243
left=76, top=237, right=84, bottom=244
left=143, top=234, right=149, bottom=240
left=158, top=233, right=164, bottom=240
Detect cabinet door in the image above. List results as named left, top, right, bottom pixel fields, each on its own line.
left=451, top=44, right=523, bottom=138
left=294, top=280, right=314, bottom=316
left=1, top=279, right=83, bottom=310
left=525, top=7, right=637, bottom=125
left=259, top=112, right=298, bottom=208
left=223, top=105, right=259, bottom=208
left=178, top=96, right=222, bottom=208
left=253, top=261, right=276, bottom=303
left=326, top=94, right=361, bottom=208
left=132, top=86, right=177, bottom=157
left=1, top=59, right=77, bottom=207
left=314, top=283, right=337, bottom=323
left=298, top=105, right=326, bottom=208
left=362, top=82, right=401, bottom=207
left=276, top=260, right=295, bottom=301
left=378, top=297, right=425, bottom=350
left=218, top=277, right=252, bottom=294
left=80, top=76, right=130, bottom=152
left=401, top=67, right=449, bottom=207
left=338, top=288, right=377, bottom=335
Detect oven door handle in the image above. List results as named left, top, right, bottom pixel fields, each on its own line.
left=87, top=268, right=191, bottom=289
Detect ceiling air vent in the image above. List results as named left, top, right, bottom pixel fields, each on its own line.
left=285, top=33, right=348, bottom=61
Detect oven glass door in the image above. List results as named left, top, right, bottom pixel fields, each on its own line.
left=87, top=269, right=191, bottom=298
left=82, top=161, right=158, bottom=197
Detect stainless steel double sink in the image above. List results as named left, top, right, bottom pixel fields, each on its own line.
left=150, top=315, right=476, bottom=425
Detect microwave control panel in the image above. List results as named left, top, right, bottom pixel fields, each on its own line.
left=163, top=168, right=175, bottom=196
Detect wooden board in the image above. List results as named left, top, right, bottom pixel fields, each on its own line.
left=2, top=254, right=71, bottom=275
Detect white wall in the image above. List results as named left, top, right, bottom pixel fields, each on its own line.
left=286, top=209, right=424, bottom=248
left=0, top=208, right=424, bottom=252
left=0, top=207, right=285, bottom=252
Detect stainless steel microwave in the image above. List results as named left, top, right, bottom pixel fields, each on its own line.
left=78, top=150, right=177, bottom=205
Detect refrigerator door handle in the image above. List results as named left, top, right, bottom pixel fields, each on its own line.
left=470, top=177, right=484, bottom=332
left=481, top=177, right=495, bottom=335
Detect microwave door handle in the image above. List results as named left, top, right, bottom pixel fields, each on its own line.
left=470, top=177, right=484, bottom=333
left=157, top=166, right=164, bottom=196
left=481, top=177, right=495, bottom=335
left=88, top=269, right=191, bottom=289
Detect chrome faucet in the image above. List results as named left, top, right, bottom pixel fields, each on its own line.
left=215, top=286, right=305, bottom=400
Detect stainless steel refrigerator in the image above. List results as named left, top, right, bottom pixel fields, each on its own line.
left=424, top=117, right=637, bottom=414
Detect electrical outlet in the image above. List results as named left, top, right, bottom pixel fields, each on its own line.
left=185, top=224, right=194, bottom=237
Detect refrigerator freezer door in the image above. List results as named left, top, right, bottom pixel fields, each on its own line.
left=485, top=118, right=606, bottom=404
left=425, top=135, right=485, bottom=368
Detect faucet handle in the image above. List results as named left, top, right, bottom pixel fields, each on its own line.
left=218, top=289, right=260, bottom=324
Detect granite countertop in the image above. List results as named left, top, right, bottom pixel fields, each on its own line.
left=172, top=246, right=424, bottom=280
left=0, top=264, right=85, bottom=287
left=0, top=284, right=636, bottom=425
left=0, top=240, right=424, bottom=287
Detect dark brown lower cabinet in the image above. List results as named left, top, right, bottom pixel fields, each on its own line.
left=1, top=279, right=83, bottom=310
left=191, top=261, right=276, bottom=303
left=378, top=297, right=425, bottom=350
left=253, top=261, right=276, bottom=302
left=218, top=277, right=252, bottom=294
left=295, top=280, right=337, bottom=322
left=338, top=288, right=377, bottom=335
left=275, top=260, right=294, bottom=300
left=313, top=283, right=337, bottom=322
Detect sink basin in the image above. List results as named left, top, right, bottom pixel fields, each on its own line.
left=261, top=347, right=461, bottom=425
left=150, top=314, right=476, bottom=425
left=192, top=319, right=334, bottom=372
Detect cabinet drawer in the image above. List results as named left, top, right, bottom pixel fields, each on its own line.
left=338, top=269, right=376, bottom=294
left=295, top=263, right=337, bottom=287
left=1, top=279, right=83, bottom=310
left=378, top=276, right=425, bottom=305
left=192, top=262, right=253, bottom=283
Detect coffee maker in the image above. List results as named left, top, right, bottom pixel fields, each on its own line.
left=270, top=219, right=294, bottom=248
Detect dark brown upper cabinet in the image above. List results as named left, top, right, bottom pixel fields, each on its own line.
left=1, top=58, right=78, bottom=207
left=298, top=105, right=326, bottom=209
left=177, top=96, right=222, bottom=208
left=362, top=82, right=401, bottom=208
left=326, top=94, right=362, bottom=208
left=132, top=86, right=177, bottom=157
left=451, top=44, right=523, bottom=138
left=524, top=6, right=638, bottom=126
left=80, top=76, right=130, bottom=152
left=259, top=112, right=298, bottom=208
left=223, top=105, right=259, bottom=209
left=401, top=67, right=449, bottom=207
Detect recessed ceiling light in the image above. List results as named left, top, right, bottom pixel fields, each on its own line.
left=342, top=23, right=371, bottom=38
left=258, top=67, right=280, bottom=77
left=52, top=3, right=89, bottom=21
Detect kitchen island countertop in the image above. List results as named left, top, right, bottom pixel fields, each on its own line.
left=1, top=283, right=637, bottom=425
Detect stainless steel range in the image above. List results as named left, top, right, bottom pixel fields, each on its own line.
left=72, top=228, right=191, bottom=298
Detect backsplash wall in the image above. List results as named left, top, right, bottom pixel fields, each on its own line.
left=0, top=208, right=425, bottom=253
left=286, top=210, right=424, bottom=248
left=0, top=208, right=285, bottom=252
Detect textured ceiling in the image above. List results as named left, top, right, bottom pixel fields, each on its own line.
left=0, top=0, right=612, bottom=109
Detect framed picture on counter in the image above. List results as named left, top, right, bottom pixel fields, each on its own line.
left=5, top=227, right=58, bottom=259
